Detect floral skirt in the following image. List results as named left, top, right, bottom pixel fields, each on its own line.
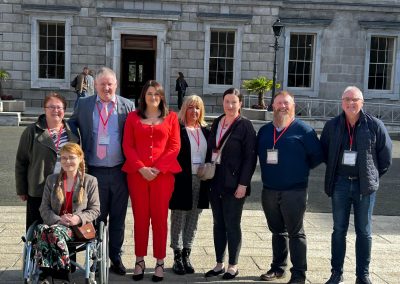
left=33, top=224, right=73, bottom=271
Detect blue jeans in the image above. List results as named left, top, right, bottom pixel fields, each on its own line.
left=74, top=90, right=87, bottom=109
left=331, top=176, right=376, bottom=277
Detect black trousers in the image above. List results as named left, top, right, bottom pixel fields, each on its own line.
left=26, top=195, right=43, bottom=231
left=209, top=192, right=245, bottom=265
left=261, top=189, right=307, bottom=279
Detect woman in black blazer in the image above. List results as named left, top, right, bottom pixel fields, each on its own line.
left=204, top=88, right=257, bottom=280
left=169, top=95, right=210, bottom=275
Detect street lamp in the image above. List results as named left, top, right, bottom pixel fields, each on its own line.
left=269, top=18, right=284, bottom=110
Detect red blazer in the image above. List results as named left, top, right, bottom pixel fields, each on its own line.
left=122, top=110, right=181, bottom=174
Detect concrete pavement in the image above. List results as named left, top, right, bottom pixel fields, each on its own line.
left=0, top=206, right=399, bottom=284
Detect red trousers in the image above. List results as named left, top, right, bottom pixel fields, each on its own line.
left=128, top=172, right=174, bottom=259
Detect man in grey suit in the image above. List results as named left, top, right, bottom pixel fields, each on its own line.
left=69, top=67, right=135, bottom=275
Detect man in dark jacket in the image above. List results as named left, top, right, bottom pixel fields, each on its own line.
left=257, top=91, right=323, bottom=284
left=320, top=86, right=392, bottom=284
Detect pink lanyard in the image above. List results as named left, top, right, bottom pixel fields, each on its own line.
left=47, top=125, right=63, bottom=152
left=346, top=120, right=355, bottom=151
left=96, top=101, right=116, bottom=130
left=217, top=116, right=239, bottom=148
left=62, top=174, right=77, bottom=214
left=189, top=126, right=200, bottom=150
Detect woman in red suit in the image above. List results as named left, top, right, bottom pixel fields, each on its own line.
left=122, top=80, right=181, bottom=282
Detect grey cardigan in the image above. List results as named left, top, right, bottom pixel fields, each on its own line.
left=39, top=174, right=100, bottom=226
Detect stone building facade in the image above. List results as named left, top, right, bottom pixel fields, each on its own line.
left=1, top=0, right=400, bottom=112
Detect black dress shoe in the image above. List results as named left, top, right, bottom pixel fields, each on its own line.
left=222, top=269, right=239, bottom=280
left=260, top=269, right=285, bottom=281
left=110, top=260, right=126, bottom=275
left=151, top=262, right=164, bottom=282
left=205, top=268, right=225, bottom=277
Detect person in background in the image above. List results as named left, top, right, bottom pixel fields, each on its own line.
left=16, top=92, right=79, bottom=231
left=122, top=80, right=181, bottom=282
left=205, top=88, right=257, bottom=280
left=175, top=72, right=188, bottom=110
left=36, top=142, right=100, bottom=284
left=86, top=69, right=95, bottom=96
left=68, top=67, right=135, bottom=276
left=73, top=66, right=89, bottom=109
left=257, top=90, right=323, bottom=284
left=169, top=95, right=210, bottom=275
left=321, top=86, right=392, bottom=284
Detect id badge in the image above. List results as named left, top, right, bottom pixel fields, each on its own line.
left=192, top=153, right=202, bottom=164
left=99, top=134, right=110, bottom=145
left=267, top=149, right=278, bottom=164
left=53, top=155, right=61, bottom=174
left=342, top=150, right=357, bottom=166
left=211, top=149, right=221, bottom=164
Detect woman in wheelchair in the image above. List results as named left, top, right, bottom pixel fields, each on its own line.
left=35, top=142, right=100, bottom=283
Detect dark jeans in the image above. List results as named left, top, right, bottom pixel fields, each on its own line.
left=74, top=90, right=87, bottom=109
left=209, top=192, right=245, bottom=265
left=26, top=195, right=43, bottom=231
left=331, top=176, right=375, bottom=277
left=88, top=165, right=129, bottom=263
left=261, top=189, right=307, bottom=279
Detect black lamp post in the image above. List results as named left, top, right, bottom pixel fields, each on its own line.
left=269, top=18, right=284, bottom=110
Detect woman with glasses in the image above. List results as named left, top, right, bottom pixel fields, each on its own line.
left=36, top=142, right=100, bottom=283
left=15, top=92, right=79, bottom=231
left=122, top=80, right=181, bottom=282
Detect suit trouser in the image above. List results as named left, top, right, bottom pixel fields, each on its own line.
left=26, top=195, right=43, bottom=231
left=88, top=165, right=129, bottom=263
left=128, top=172, right=174, bottom=259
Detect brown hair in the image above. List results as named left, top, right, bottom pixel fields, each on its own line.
left=137, top=80, right=169, bottom=119
left=223, top=88, right=243, bottom=102
left=44, top=92, right=67, bottom=110
left=55, top=143, right=86, bottom=205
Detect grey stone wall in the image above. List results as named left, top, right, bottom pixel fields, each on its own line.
left=1, top=0, right=400, bottom=109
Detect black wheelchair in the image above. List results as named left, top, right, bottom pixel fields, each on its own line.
left=22, top=221, right=109, bottom=284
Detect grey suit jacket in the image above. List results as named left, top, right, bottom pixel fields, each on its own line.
left=39, top=174, right=100, bottom=226
left=68, top=95, right=135, bottom=161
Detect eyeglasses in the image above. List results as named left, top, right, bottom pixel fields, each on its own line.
left=342, top=97, right=362, bottom=103
left=45, top=106, right=65, bottom=111
left=60, top=156, right=78, bottom=162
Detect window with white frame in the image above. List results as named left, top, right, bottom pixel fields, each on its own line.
left=38, top=22, right=65, bottom=79
left=287, top=33, right=315, bottom=88
left=203, top=25, right=243, bottom=94
left=209, top=31, right=235, bottom=85
left=368, top=36, right=395, bottom=90
left=31, top=15, right=72, bottom=89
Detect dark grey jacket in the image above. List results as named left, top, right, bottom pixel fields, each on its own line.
left=320, top=110, right=392, bottom=196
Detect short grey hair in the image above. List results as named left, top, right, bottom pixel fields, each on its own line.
left=342, top=86, right=363, bottom=100
left=96, top=67, right=116, bottom=81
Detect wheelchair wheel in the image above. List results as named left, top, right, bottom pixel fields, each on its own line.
left=22, top=221, right=40, bottom=283
left=98, top=221, right=109, bottom=284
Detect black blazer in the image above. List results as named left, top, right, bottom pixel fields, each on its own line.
left=207, top=115, right=257, bottom=196
left=169, top=124, right=210, bottom=210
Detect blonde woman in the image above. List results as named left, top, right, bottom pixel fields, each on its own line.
left=35, top=143, right=100, bottom=283
left=169, top=95, right=210, bottom=275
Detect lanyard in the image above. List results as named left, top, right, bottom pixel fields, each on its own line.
left=62, top=174, right=77, bottom=214
left=273, top=119, right=294, bottom=149
left=217, top=116, right=239, bottom=147
left=346, top=120, right=356, bottom=151
left=188, top=126, right=200, bottom=151
left=47, top=125, right=64, bottom=152
left=96, top=101, right=116, bottom=130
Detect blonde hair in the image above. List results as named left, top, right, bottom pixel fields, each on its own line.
left=55, top=143, right=86, bottom=205
left=178, top=94, right=207, bottom=127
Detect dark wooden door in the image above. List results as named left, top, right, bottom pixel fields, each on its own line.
left=121, top=50, right=155, bottom=107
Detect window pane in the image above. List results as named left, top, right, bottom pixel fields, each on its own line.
left=209, top=58, right=217, bottom=72
left=287, top=33, right=315, bottom=88
left=218, top=44, right=226, bottom=57
left=368, top=36, right=395, bottom=90
left=210, top=44, right=218, bottom=57
left=226, top=44, right=234, bottom=57
left=217, top=59, right=225, bottom=72
left=226, top=72, right=233, bottom=85
left=227, top=32, right=235, bottom=44
left=226, top=59, right=233, bottom=72
left=38, top=21, right=66, bottom=79
left=211, top=32, right=218, bottom=43
left=219, top=32, right=226, bottom=44
left=209, top=71, right=217, bottom=84
left=217, top=72, right=225, bottom=84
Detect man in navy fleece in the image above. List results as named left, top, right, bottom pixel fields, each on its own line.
left=257, top=91, right=323, bottom=284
